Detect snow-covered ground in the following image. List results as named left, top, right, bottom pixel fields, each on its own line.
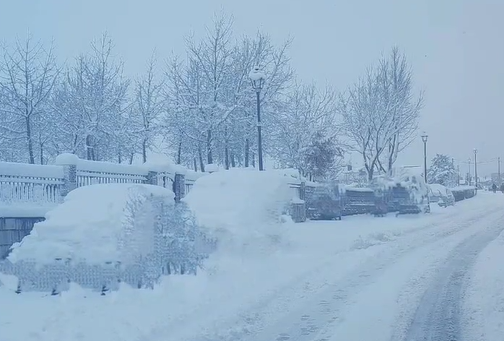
left=462, top=214, right=504, bottom=341
left=1, top=174, right=504, bottom=341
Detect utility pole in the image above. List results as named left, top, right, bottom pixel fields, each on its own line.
left=474, top=149, right=478, bottom=190
left=498, top=157, right=501, bottom=185
left=421, top=133, right=428, bottom=183
left=468, top=158, right=472, bottom=185
left=452, top=158, right=455, bottom=187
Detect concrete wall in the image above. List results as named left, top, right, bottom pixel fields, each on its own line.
left=0, top=218, right=44, bottom=259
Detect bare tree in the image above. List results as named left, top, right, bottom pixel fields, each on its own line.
left=271, top=82, right=342, bottom=176
left=132, top=52, right=166, bottom=163
left=339, top=47, right=422, bottom=180
left=377, top=47, right=423, bottom=175
left=0, top=35, right=59, bottom=163
left=339, top=70, right=388, bottom=180
left=53, top=33, right=129, bottom=161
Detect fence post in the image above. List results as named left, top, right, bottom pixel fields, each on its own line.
left=174, top=173, right=186, bottom=203
left=55, top=153, right=78, bottom=197
left=299, top=181, right=306, bottom=201
left=146, top=171, right=158, bottom=186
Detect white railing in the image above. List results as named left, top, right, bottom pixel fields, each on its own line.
left=0, top=162, right=64, bottom=207
left=0, top=155, right=308, bottom=218
left=0, top=155, right=197, bottom=217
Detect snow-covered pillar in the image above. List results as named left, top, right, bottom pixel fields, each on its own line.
left=55, top=153, right=79, bottom=198
left=173, top=173, right=186, bottom=203
left=146, top=171, right=158, bottom=186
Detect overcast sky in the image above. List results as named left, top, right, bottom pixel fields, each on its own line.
left=1, top=0, right=502, bottom=176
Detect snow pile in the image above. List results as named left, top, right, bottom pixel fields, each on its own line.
left=395, top=167, right=429, bottom=204
left=463, top=228, right=504, bottom=340
left=8, top=184, right=175, bottom=265
left=451, top=185, right=476, bottom=191
left=429, top=183, right=446, bottom=195
left=183, top=168, right=297, bottom=254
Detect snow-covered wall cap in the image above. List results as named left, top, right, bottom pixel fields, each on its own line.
left=206, top=164, right=219, bottom=173
left=55, top=153, right=79, bottom=165
left=0, top=161, right=64, bottom=178
left=77, top=158, right=146, bottom=175
left=185, top=170, right=205, bottom=182
left=142, top=162, right=187, bottom=175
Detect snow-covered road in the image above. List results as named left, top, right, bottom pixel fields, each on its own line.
left=3, top=193, right=504, bottom=341
left=173, top=193, right=504, bottom=341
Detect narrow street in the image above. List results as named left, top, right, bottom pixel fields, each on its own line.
left=172, top=195, right=504, bottom=341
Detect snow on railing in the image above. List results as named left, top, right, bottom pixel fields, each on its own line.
left=76, top=159, right=148, bottom=186
left=0, top=162, right=64, bottom=208
left=0, top=154, right=199, bottom=216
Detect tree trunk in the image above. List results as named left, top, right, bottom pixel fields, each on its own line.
left=206, top=129, right=213, bottom=164
left=142, top=139, right=148, bottom=163
left=198, top=145, right=205, bottom=172
left=252, top=151, right=256, bottom=168
left=244, top=138, right=250, bottom=167
left=224, top=144, right=230, bottom=170
left=86, top=135, right=95, bottom=160
left=25, top=116, right=35, bottom=164
left=230, top=153, right=236, bottom=168
left=193, top=158, right=198, bottom=172
left=129, top=153, right=134, bottom=164
left=39, top=142, right=44, bottom=165
left=177, top=141, right=182, bottom=164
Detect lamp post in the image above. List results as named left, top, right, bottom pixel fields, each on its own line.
left=474, top=148, right=478, bottom=190
left=249, top=65, right=265, bottom=171
left=421, top=132, right=428, bottom=183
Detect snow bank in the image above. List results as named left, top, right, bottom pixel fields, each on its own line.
left=0, top=189, right=496, bottom=341
left=463, top=228, right=504, bottom=341
left=183, top=168, right=296, bottom=254
left=451, top=185, right=476, bottom=191
left=8, top=184, right=175, bottom=265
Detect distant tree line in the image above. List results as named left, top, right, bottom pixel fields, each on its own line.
left=0, top=14, right=422, bottom=181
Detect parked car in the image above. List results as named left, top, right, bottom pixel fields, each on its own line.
left=429, top=184, right=455, bottom=207
left=305, top=184, right=342, bottom=220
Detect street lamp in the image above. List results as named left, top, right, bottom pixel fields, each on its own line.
left=249, top=65, right=265, bottom=171
left=474, top=148, right=478, bottom=190
left=421, top=132, right=428, bottom=183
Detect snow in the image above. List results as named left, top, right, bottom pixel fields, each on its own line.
left=344, top=185, right=373, bottom=192
left=451, top=185, right=477, bottom=191
left=7, top=183, right=174, bottom=265
left=77, top=158, right=147, bottom=176
left=249, top=66, right=266, bottom=81
left=183, top=168, right=295, bottom=255
left=0, top=179, right=497, bottom=341
left=462, top=225, right=504, bottom=341
left=205, top=163, right=219, bottom=173
left=0, top=205, right=56, bottom=218
left=54, top=152, right=79, bottom=165
left=142, top=160, right=187, bottom=175
left=0, top=161, right=63, bottom=178
left=55, top=153, right=149, bottom=176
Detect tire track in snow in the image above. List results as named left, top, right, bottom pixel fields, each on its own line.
left=143, top=201, right=498, bottom=341
left=239, top=205, right=504, bottom=341
left=401, top=215, right=504, bottom=341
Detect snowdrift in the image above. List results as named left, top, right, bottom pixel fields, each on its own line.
left=8, top=184, right=175, bottom=265
left=183, top=168, right=297, bottom=255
